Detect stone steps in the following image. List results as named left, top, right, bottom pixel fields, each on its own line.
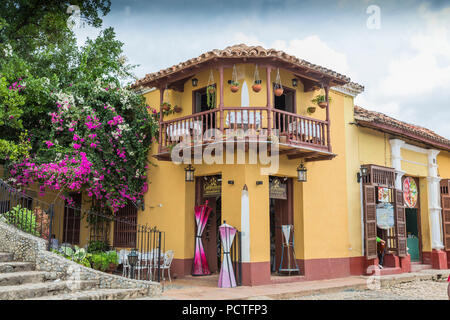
left=0, top=252, right=13, bottom=262
left=28, top=288, right=149, bottom=300
left=0, top=261, right=35, bottom=273
left=0, top=271, right=47, bottom=286
left=0, top=280, right=98, bottom=300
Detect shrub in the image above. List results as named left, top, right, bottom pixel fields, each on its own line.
left=3, top=205, right=39, bottom=236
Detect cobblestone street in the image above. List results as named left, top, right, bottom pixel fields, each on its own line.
left=291, top=279, right=449, bottom=300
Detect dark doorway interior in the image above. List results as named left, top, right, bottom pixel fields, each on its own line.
left=274, top=87, right=295, bottom=132
left=405, top=208, right=420, bottom=262
left=193, top=86, right=216, bottom=135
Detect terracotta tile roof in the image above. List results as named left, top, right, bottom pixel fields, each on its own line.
left=354, top=106, right=450, bottom=150
left=133, top=44, right=361, bottom=89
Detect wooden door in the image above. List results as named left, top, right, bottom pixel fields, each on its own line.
left=363, top=185, right=377, bottom=259
left=395, top=189, right=407, bottom=257
left=63, top=193, right=82, bottom=244
left=440, top=179, right=450, bottom=250
left=195, top=176, right=221, bottom=274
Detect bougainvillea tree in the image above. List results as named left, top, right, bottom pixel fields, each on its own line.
left=8, top=81, right=158, bottom=212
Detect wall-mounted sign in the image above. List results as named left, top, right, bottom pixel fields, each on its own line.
left=269, top=178, right=287, bottom=200
left=203, top=176, right=221, bottom=197
left=376, top=203, right=395, bottom=230
left=403, top=177, right=418, bottom=208
left=377, top=187, right=392, bottom=203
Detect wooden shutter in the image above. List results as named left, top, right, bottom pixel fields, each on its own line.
left=395, top=189, right=407, bottom=257
left=441, top=179, right=450, bottom=251
left=363, top=185, right=377, bottom=259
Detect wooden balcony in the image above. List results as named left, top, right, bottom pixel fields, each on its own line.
left=154, top=107, right=335, bottom=162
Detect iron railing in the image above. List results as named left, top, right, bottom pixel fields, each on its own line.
left=0, top=179, right=164, bottom=282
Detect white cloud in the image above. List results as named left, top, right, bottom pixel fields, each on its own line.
left=377, top=4, right=450, bottom=98
left=230, top=33, right=352, bottom=78
left=271, top=36, right=352, bottom=77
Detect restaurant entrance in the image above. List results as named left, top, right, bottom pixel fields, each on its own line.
left=195, top=175, right=222, bottom=274
left=268, top=176, right=296, bottom=274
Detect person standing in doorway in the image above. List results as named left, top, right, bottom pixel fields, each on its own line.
left=377, top=236, right=386, bottom=269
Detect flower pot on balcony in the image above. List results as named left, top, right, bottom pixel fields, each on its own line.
left=161, top=103, right=170, bottom=112
left=307, top=106, right=316, bottom=114
left=252, top=84, right=262, bottom=93
left=230, top=85, right=239, bottom=93
left=318, top=102, right=328, bottom=109
left=274, top=88, right=284, bottom=96
left=174, top=106, right=182, bottom=113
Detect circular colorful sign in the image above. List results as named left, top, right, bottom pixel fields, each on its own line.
left=403, top=177, right=418, bottom=208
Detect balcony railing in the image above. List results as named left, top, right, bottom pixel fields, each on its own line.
left=158, top=107, right=330, bottom=155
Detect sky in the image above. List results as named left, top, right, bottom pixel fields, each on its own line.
left=73, top=0, right=450, bottom=138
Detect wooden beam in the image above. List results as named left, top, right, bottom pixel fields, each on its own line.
left=304, top=154, right=336, bottom=162
left=287, top=151, right=319, bottom=160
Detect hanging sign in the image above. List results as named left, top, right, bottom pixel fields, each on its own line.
left=269, top=178, right=287, bottom=200
left=377, top=187, right=392, bottom=203
left=203, top=176, right=221, bottom=197
left=403, top=177, right=418, bottom=208
left=376, top=202, right=395, bottom=230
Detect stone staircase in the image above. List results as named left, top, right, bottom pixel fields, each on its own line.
left=0, top=252, right=149, bottom=300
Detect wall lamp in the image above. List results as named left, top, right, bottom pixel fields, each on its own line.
left=228, top=180, right=234, bottom=185
left=191, top=78, right=198, bottom=87
left=256, top=181, right=263, bottom=185
left=297, top=163, right=307, bottom=182
left=357, top=167, right=368, bottom=183
left=185, top=164, right=195, bottom=182
left=292, top=78, right=298, bottom=87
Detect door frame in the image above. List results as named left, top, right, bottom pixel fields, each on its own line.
left=402, top=176, right=423, bottom=263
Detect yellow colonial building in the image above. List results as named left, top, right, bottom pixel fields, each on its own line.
left=126, top=44, right=450, bottom=285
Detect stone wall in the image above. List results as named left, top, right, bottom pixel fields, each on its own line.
left=0, top=219, right=162, bottom=296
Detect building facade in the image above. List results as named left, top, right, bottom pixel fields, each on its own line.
left=130, top=44, right=450, bottom=285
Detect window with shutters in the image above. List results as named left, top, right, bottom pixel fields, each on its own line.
left=362, top=164, right=397, bottom=258
left=113, top=202, right=138, bottom=248
left=440, top=179, right=450, bottom=251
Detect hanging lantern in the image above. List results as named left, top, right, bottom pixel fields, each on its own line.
left=192, top=78, right=198, bottom=87
left=297, top=163, right=307, bottom=182
left=292, top=78, right=298, bottom=87
left=185, top=164, right=195, bottom=182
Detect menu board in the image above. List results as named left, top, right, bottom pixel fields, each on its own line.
left=403, top=177, right=418, bottom=208
left=376, top=202, right=395, bottom=230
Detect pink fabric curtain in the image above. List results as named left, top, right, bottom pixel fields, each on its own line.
left=192, top=201, right=212, bottom=276
left=218, top=223, right=237, bottom=288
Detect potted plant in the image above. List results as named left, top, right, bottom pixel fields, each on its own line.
left=173, top=105, right=182, bottom=113
left=161, top=102, right=171, bottom=112
left=206, top=85, right=216, bottom=109
left=307, top=106, right=316, bottom=114
left=274, top=84, right=284, bottom=97
left=106, top=251, right=119, bottom=273
left=252, top=79, right=262, bottom=93
left=230, top=81, right=239, bottom=93
left=311, top=95, right=331, bottom=109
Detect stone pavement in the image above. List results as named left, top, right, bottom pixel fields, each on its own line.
left=138, top=269, right=450, bottom=300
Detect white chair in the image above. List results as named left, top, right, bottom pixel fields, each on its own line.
left=135, top=251, right=153, bottom=280
left=119, top=249, right=130, bottom=277
left=157, top=250, right=174, bottom=282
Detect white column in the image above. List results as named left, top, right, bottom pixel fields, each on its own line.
left=427, top=150, right=444, bottom=250
left=390, top=139, right=405, bottom=189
